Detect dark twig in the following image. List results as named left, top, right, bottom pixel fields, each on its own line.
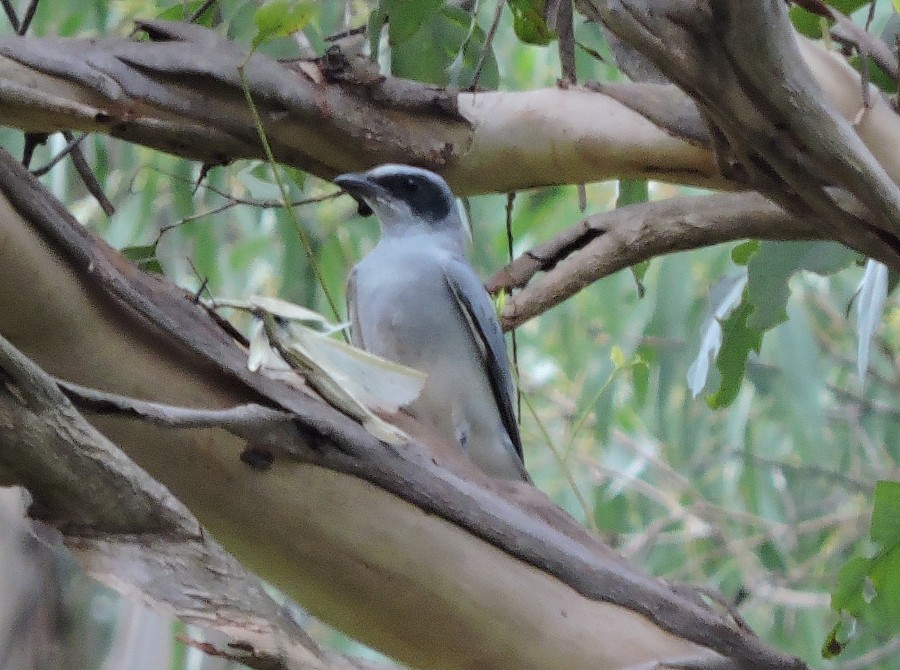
left=1, top=0, right=19, bottom=32
left=153, top=168, right=343, bottom=210
left=470, top=0, right=505, bottom=90
left=324, top=25, right=367, bottom=43
left=864, top=0, right=876, bottom=32
left=62, top=130, right=115, bottom=216
left=552, top=0, right=576, bottom=83
left=187, top=0, right=218, bottom=23
left=17, top=0, right=38, bottom=35
left=21, top=132, right=49, bottom=168
left=29, top=132, right=88, bottom=177
left=504, top=192, right=521, bottom=421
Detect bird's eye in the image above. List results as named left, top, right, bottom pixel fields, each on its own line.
left=401, top=177, right=419, bottom=193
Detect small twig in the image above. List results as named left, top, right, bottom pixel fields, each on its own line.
left=17, top=0, right=38, bottom=35
left=553, top=0, right=576, bottom=84
left=56, top=378, right=303, bottom=451
left=1, top=0, right=19, bottom=32
left=823, top=2, right=899, bottom=85
left=155, top=202, right=237, bottom=243
left=520, top=392, right=598, bottom=532
left=196, top=181, right=342, bottom=209
left=236, top=61, right=345, bottom=333
left=186, top=258, right=215, bottom=304
left=324, top=25, right=366, bottom=43
left=187, top=0, right=218, bottom=23
left=63, top=130, right=115, bottom=215
left=504, top=192, right=521, bottom=422
left=725, top=449, right=870, bottom=495
left=29, top=132, right=88, bottom=177
left=864, top=0, right=876, bottom=32
left=858, top=43, right=872, bottom=111
left=152, top=167, right=342, bottom=209
left=470, top=0, right=505, bottom=90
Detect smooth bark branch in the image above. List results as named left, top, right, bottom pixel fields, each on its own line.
left=0, top=20, right=720, bottom=194
left=0, top=337, right=361, bottom=670
left=586, top=0, right=900, bottom=254
left=489, top=190, right=900, bottom=330
left=0, top=149, right=808, bottom=669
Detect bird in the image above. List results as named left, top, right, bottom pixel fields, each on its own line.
left=334, top=164, right=530, bottom=482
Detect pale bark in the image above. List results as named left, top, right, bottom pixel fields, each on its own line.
left=0, top=1, right=898, bottom=668
left=0, top=148, right=805, bottom=670
left=0, top=20, right=720, bottom=193
left=584, top=0, right=900, bottom=251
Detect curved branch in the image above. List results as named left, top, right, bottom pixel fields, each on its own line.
left=0, top=148, right=807, bottom=669
left=0, top=335, right=361, bottom=670
left=489, top=190, right=899, bottom=330
left=0, top=20, right=720, bottom=194
left=587, top=0, right=900, bottom=252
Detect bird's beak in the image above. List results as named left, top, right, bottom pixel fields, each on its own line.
left=334, top=172, right=382, bottom=217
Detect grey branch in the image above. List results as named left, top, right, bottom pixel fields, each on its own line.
left=58, top=379, right=305, bottom=456
left=0, top=335, right=369, bottom=670
left=488, top=191, right=896, bottom=330
left=0, top=142, right=810, bottom=668
left=584, top=0, right=900, bottom=256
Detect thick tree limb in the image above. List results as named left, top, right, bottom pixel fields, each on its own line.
left=0, top=19, right=720, bottom=194
left=0, top=148, right=808, bottom=669
left=584, top=0, right=900, bottom=253
left=0, top=336, right=366, bottom=670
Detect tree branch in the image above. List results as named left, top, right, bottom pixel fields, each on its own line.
left=585, top=0, right=900, bottom=252
left=0, top=19, right=719, bottom=194
left=489, top=190, right=898, bottom=330
left=0, top=335, right=364, bottom=670
left=0, top=147, right=808, bottom=668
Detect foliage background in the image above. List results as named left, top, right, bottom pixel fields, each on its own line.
left=0, top=0, right=898, bottom=668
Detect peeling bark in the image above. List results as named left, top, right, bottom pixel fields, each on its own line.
left=0, top=20, right=720, bottom=192
left=0, top=149, right=807, bottom=669
left=490, top=190, right=899, bottom=330
left=584, top=0, right=900, bottom=257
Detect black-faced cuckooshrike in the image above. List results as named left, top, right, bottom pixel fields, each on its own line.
left=335, top=165, right=529, bottom=482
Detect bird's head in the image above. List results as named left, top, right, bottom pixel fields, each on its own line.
left=334, top=164, right=469, bottom=246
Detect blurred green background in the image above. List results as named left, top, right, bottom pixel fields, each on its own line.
left=0, top=0, right=898, bottom=668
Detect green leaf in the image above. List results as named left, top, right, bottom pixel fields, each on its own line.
left=730, top=240, right=759, bottom=266
left=789, top=7, right=826, bottom=38
left=391, top=5, right=499, bottom=89
left=508, top=0, right=557, bottom=45
left=593, top=490, right=630, bottom=534
left=830, top=0, right=873, bottom=12
left=227, top=0, right=260, bottom=42
left=829, top=480, right=900, bottom=650
left=746, top=241, right=857, bottom=332
left=706, top=292, right=762, bottom=409
left=789, top=1, right=873, bottom=38
left=368, top=5, right=388, bottom=62
left=832, top=555, right=870, bottom=615
left=122, top=244, right=164, bottom=275
left=687, top=273, right=747, bottom=397
left=617, top=180, right=650, bottom=295
left=616, top=179, right=648, bottom=207
left=871, top=480, right=900, bottom=546
left=253, top=0, right=317, bottom=49
left=383, top=0, right=443, bottom=45
left=156, top=1, right=216, bottom=25
left=629, top=261, right=650, bottom=299
left=855, top=260, right=888, bottom=387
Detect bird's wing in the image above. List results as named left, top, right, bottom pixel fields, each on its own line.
left=346, top=266, right=366, bottom=350
left=440, top=258, right=524, bottom=461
